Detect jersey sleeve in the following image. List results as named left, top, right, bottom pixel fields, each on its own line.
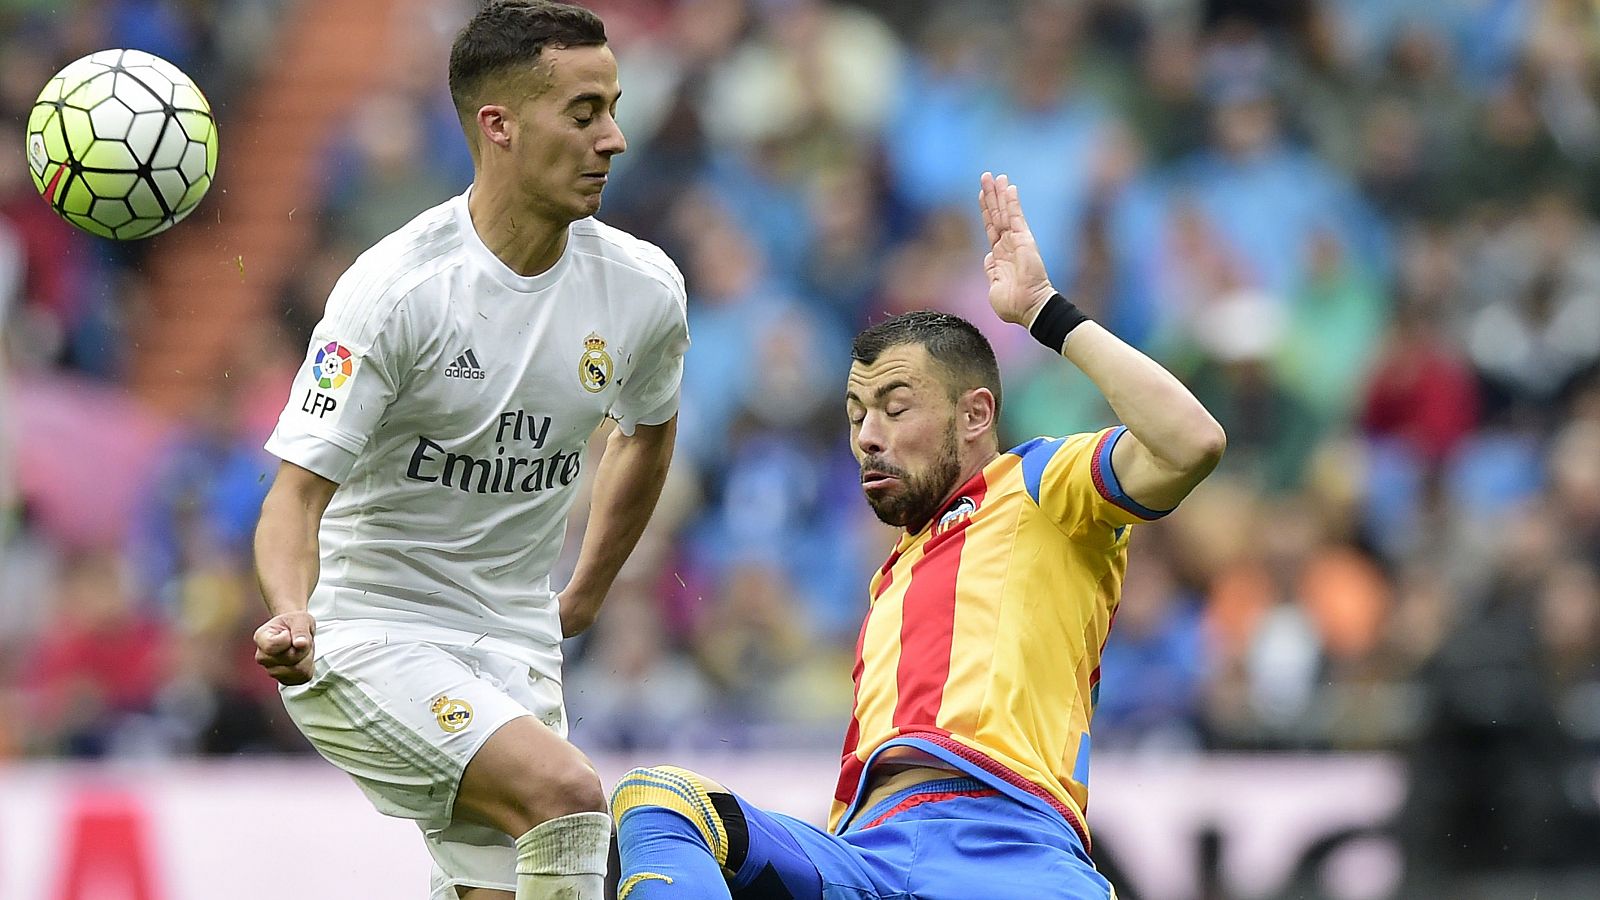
left=611, top=269, right=689, bottom=435
left=264, top=270, right=413, bottom=483
left=1016, top=426, right=1172, bottom=536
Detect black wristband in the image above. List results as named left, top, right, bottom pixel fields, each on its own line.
left=1028, top=293, right=1089, bottom=352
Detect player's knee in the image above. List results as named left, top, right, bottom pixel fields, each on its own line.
left=538, top=756, right=607, bottom=819
left=493, top=752, right=605, bottom=836
left=610, top=766, right=735, bottom=867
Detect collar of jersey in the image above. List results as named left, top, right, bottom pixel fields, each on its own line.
left=899, top=455, right=999, bottom=544
left=454, top=188, right=575, bottom=293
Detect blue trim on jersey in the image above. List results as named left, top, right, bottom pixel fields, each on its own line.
left=1095, top=426, right=1170, bottom=520
left=1010, top=436, right=1068, bottom=506
left=1072, top=732, right=1092, bottom=786
left=835, top=736, right=1070, bottom=836
left=854, top=775, right=992, bottom=828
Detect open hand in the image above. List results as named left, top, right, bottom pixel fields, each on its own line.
left=254, top=610, right=316, bottom=685
left=979, top=172, right=1056, bottom=326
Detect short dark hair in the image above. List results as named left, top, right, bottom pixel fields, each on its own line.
left=448, top=1, right=607, bottom=123
left=851, top=311, right=1002, bottom=414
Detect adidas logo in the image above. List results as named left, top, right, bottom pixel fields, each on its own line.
left=444, top=349, right=486, bottom=380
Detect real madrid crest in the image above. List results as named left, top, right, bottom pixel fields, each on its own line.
left=579, top=332, right=612, bottom=393
left=431, top=695, right=474, bottom=733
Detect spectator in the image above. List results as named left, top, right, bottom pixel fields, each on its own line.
left=1445, top=64, right=1570, bottom=215
left=1180, top=288, right=1324, bottom=493
left=1360, top=297, right=1481, bottom=472
left=321, top=90, right=463, bottom=250
left=1176, top=70, right=1381, bottom=300
left=1096, top=548, right=1206, bottom=751
left=23, top=549, right=170, bottom=757
left=1273, top=228, right=1390, bottom=432
left=1464, top=190, right=1600, bottom=424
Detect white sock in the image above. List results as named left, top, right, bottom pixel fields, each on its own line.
left=515, top=811, right=612, bottom=900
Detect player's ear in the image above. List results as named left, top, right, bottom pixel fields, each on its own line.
left=476, top=105, right=514, bottom=151
left=958, top=387, right=997, bottom=443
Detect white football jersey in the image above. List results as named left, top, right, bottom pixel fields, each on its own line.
left=265, top=189, right=688, bottom=679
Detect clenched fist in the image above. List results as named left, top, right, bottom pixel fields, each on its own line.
left=254, top=610, right=317, bottom=685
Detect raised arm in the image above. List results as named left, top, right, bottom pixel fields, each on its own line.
left=253, top=460, right=338, bottom=685
left=979, top=172, right=1225, bottom=512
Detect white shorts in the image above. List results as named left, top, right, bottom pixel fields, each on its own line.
left=281, top=639, right=566, bottom=898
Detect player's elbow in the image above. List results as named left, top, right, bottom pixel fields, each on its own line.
left=1185, top=418, right=1227, bottom=475
left=1168, top=415, right=1226, bottom=478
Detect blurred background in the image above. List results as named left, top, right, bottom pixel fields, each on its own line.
left=6, top=0, right=1600, bottom=897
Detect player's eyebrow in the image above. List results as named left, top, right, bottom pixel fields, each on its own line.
left=874, top=380, right=914, bottom=402
left=565, top=90, right=620, bottom=109
left=846, top=379, right=914, bottom=406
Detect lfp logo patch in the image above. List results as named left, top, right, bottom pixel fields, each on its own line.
left=312, top=342, right=354, bottom=389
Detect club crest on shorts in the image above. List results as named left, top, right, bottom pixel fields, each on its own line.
left=431, top=695, right=474, bottom=733
left=579, top=332, right=612, bottom=393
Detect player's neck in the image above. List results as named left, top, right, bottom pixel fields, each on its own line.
left=952, top=450, right=998, bottom=503
left=467, top=186, right=570, bottom=278
left=909, top=449, right=1000, bottom=535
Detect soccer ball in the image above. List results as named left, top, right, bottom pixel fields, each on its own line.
left=25, top=49, right=218, bottom=240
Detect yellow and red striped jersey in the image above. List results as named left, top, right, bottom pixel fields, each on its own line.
left=829, top=426, right=1169, bottom=846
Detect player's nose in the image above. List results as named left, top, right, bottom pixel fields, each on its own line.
left=596, top=117, right=626, bottom=156
left=856, top=414, right=887, bottom=457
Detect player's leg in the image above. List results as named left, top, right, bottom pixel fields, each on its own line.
left=280, top=640, right=569, bottom=898
left=610, top=766, right=734, bottom=899
left=609, top=766, right=892, bottom=900
left=420, top=822, right=522, bottom=900
left=452, top=716, right=611, bottom=900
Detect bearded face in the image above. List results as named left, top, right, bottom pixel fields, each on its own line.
left=859, top=418, right=962, bottom=529
left=848, top=344, right=975, bottom=532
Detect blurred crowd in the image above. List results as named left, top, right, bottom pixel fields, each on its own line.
left=0, top=0, right=296, bottom=756
left=6, top=0, right=1600, bottom=867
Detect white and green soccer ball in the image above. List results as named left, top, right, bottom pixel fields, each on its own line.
left=26, top=49, right=218, bottom=240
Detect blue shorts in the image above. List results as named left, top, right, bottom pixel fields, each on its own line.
left=720, top=776, right=1114, bottom=900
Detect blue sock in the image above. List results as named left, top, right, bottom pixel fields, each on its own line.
left=615, top=806, right=731, bottom=900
